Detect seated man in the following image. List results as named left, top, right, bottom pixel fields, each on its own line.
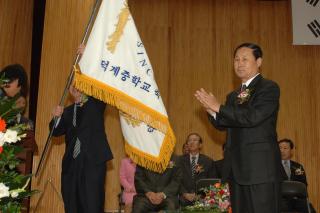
left=279, top=138, right=316, bottom=213
left=132, top=155, right=182, bottom=213
left=179, top=133, right=217, bottom=206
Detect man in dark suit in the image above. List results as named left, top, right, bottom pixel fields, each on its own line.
left=51, top=85, right=113, bottom=213
left=279, top=139, right=307, bottom=185
left=279, top=138, right=316, bottom=213
left=132, top=155, right=182, bottom=212
left=195, top=43, right=281, bottom=213
left=179, top=133, right=217, bottom=206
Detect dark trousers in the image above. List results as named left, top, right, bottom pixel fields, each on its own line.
left=132, top=194, right=178, bottom=213
left=61, top=153, right=106, bottom=213
left=231, top=181, right=280, bottom=213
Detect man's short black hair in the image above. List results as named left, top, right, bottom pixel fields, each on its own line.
left=278, top=138, right=294, bottom=149
left=186, top=132, right=203, bottom=144
left=0, top=64, right=28, bottom=96
left=234, top=43, right=263, bottom=60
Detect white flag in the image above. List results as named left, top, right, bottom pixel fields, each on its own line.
left=292, top=0, right=320, bottom=45
left=74, top=0, right=175, bottom=172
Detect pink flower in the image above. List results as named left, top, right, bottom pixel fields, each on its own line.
left=208, top=199, right=215, bottom=204
left=219, top=200, right=231, bottom=210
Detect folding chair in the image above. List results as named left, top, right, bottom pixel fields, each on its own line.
left=281, top=180, right=311, bottom=213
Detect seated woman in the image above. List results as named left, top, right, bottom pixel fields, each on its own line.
left=1, top=64, right=36, bottom=212
left=119, top=156, right=136, bottom=213
left=0, top=64, right=33, bottom=129
left=1, top=64, right=27, bottom=98
left=0, top=64, right=36, bottom=169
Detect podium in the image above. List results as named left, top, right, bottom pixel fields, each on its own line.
left=16, top=130, right=37, bottom=213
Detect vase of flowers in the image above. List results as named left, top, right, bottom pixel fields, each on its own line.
left=0, top=76, right=37, bottom=212
left=184, top=182, right=231, bottom=213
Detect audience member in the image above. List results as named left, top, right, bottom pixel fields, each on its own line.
left=0, top=64, right=33, bottom=129
left=0, top=64, right=28, bottom=97
left=179, top=133, right=217, bottom=207
left=279, top=138, right=316, bottom=213
left=119, top=157, right=136, bottom=213
left=132, top=155, right=182, bottom=212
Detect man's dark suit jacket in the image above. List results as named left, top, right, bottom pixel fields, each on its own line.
left=209, top=74, right=281, bottom=185
left=179, top=154, right=216, bottom=194
left=134, top=155, right=182, bottom=198
left=280, top=160, right=307, bottom=186
left=50, top=96, right=113, bottom=173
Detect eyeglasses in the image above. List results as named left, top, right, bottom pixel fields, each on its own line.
left=187, top=139, right=200, bottom=143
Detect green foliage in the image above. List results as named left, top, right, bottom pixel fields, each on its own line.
left=0, top=96, right=22, bottom=124
left=0, top=145, right=22, bottom=172
left=0, top=75, right=38, bottom=212
left=0, top=201, right=21, bottom=213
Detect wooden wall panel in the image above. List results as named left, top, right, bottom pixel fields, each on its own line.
left=0, top=0, right=34, bottom=113
left=0, top=0, right=33, bottom=70
left=31, top=0, right=320, bottom=211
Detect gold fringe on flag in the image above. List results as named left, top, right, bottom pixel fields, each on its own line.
left=73, top=67, right=169, bottom=134
left=73, top=67, right=176, bottom=173
left=124, top=126, right=176, bottom=173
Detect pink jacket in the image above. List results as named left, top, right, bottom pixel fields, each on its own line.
left=119, top=158, right=136, bottom=204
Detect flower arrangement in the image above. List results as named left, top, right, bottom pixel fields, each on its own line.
left=237, top=88, right=252, bottom=104
left=0, top=76, right=37, bottom=212
left=184, top=182, right=231, bottom=213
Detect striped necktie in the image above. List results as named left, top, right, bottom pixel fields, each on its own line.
left=73, top=104, right=81, bottom=159
left=191, top=156, right=196, bottom=178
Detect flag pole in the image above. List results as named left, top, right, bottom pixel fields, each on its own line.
left=35, top=0, right=101, bottom=178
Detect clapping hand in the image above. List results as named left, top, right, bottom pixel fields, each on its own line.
left=194, top=88, right=221, bottom=113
